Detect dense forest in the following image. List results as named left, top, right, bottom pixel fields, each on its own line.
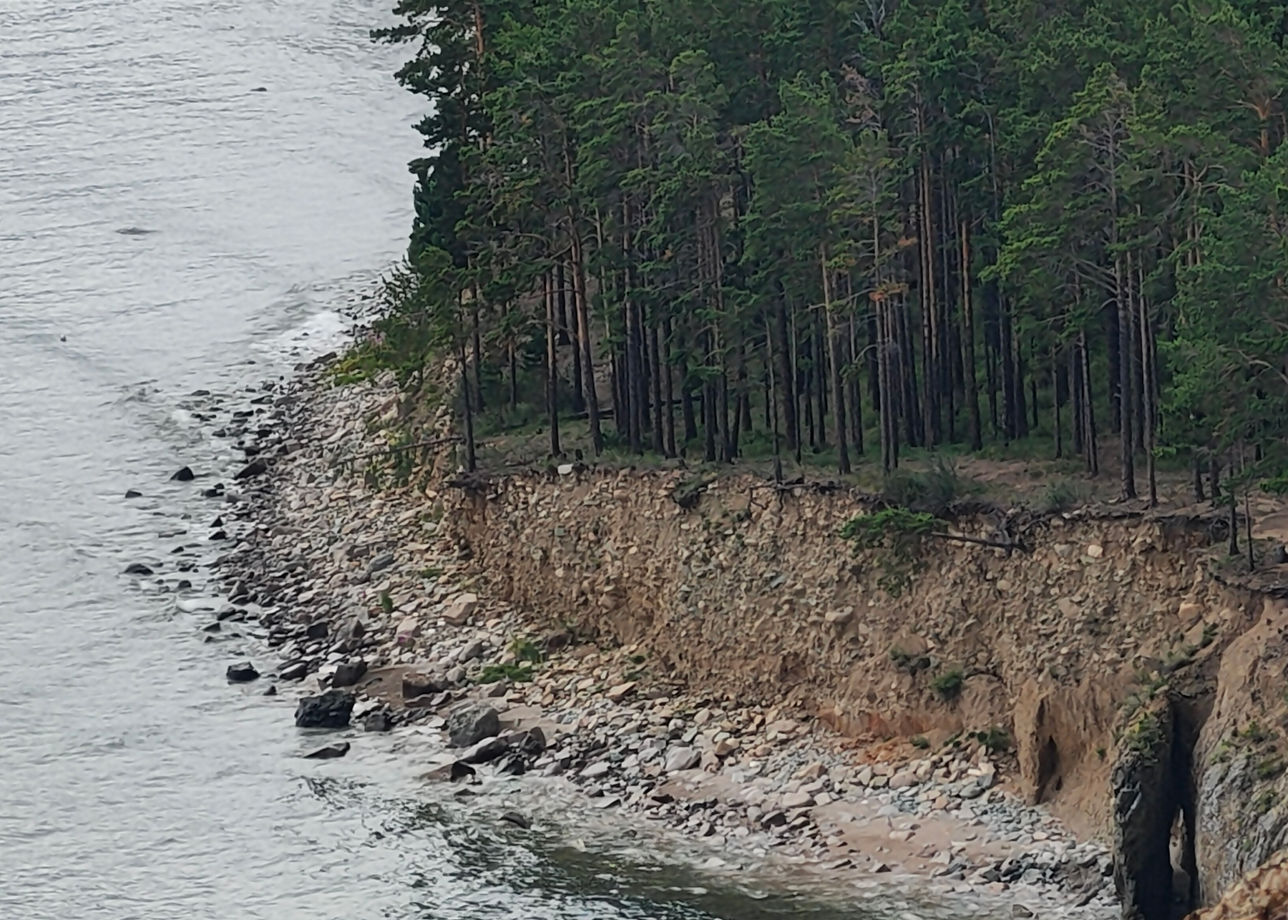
left=369, top=0, right=1288, bottom=511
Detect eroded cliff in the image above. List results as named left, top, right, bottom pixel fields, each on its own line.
left=438, top=468, right=1288, bottom=915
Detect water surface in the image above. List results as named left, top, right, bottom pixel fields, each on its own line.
left=0, top=4, right=975, bottom=917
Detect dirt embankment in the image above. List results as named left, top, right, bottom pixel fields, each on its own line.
left=439, top=469, right=1288, bottom=916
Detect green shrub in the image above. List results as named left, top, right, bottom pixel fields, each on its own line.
left=911, top=735, right=930, bottom=750
left=1038, top=478, right=1089, bottom=513
left=932, top=668, right=964, bottom=702
left=971, top=727, right=1012, bottom=755
left=508, top=636, right=543, bottom=665
left=881, top=456, right=961, bottom=514
left=478, top=663, right=534, bottom=684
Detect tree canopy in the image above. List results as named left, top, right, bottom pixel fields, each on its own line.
left=372, top=0, right=1288, bottom=510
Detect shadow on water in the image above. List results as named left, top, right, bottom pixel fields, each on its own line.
left=300, top=776, right=958, bottom=920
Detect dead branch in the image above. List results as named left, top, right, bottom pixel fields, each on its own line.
left=336, top=436, right=460, bottom=466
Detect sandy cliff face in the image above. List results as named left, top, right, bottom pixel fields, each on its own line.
left=439, top=467, right=1288, bottom=915
left=1185, top=848, right=1288, bottom=919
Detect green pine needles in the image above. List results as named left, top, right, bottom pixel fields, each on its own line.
left=839, top=507, right=940, bottom=597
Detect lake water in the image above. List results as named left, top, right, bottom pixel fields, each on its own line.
left=0, top=3, right=976, bottom=918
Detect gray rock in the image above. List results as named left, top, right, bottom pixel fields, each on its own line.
left=279, top=661, right=308, bottom=681
left=331, top=659, right=368, bottom=687
left=461, top=736, right=508, bottom=765
left=665, top=746, right=700, bottom=773
left=304, top=742, right=350, bottom=760
left=368, top=552, right=395, bottom=574
left=362, top=710, right=394, bottom=733
left=402, top=671, right=448, bottom=700
left=446, top=701, right=500, bottom=748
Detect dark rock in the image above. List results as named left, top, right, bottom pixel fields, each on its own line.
left=124, top=489, right=143, bottom=499
left=1112, top=698, right=1177, bottom=920
left=202, top=622, right=221, bottom=633
left=123, top=563, right=154, bottom=576
left=500, top=811, right=531, bottom=829
left=304, top=742, right=351, bottom=760
left=495, top=753, right=528, bottom=776
left=209, top=530, right=227, bottom=541
left=362, top=710, right=395, bottom=733
left=446, top=701, right=500, bottom=748
left=402, top=672, right=448, bottom=700
left=202, top=487, right=222, bottom=498
left=331, top=659, right=368, bottom=688
left=171, top=466, right=195, bottom=482
left=294, top=690, right=355, bottom=729
left=226, top=661, right=259, bottom=682
left=211, top=516, right=224, bottom=527
left=516, top=726, right=547, bottom=758
left=368, top=551, right=395, bottom=574
left=176, top=579, right=192, bottom=590
left=425, top=761, right=476, bottom=782
left=305, top=621, right=329, bottom=639
left=263, top=685, right=277, bottom=697
left=235, top=459, right=268, bottom=480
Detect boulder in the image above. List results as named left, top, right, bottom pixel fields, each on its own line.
left=362, top=710, right=395, bottom=733
left=664, top=746, right=701, bottom=773
left=402, top=671, right=448, bottom=700
left=123, top=563, right=154, bottom=576
left=368, top=552, right=395, bottom=575
left=442, top=593, right=479, bottom=626
left=294, top=690, right=355, bottom=729
left=331, top=659, right=368, bottom=688
left=304, top=742, right=351, bottom=760
left=305, top=621, right=328, bottom=640
left=446, top=701, right=500, bottom=748
left=607, top=681, right=636, bottom=703
left=782, top=791, right=815, bottom=810
left=278, top=661, right=308, bottom=681
left=170, top=466, right=195, bottom=482
left=515, top=726, right=546, bottom=757
left=124, top=489, right=143, bottom=499
left=226, top=662, right=259, bottom=682
left=461, top=736, right=509, bottom=765
left=395, top=616, right=420, bottom=646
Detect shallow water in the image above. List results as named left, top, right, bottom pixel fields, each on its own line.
left=0, top=3, right=986, bottom=918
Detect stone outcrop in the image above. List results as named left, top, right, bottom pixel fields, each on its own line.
left=1187, top=848, right=1288, bottom=919
left=1112, top=697, right=1178, bottom=920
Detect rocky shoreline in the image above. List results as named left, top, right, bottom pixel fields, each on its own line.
left=171, top=325, right=1122, bottom=917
